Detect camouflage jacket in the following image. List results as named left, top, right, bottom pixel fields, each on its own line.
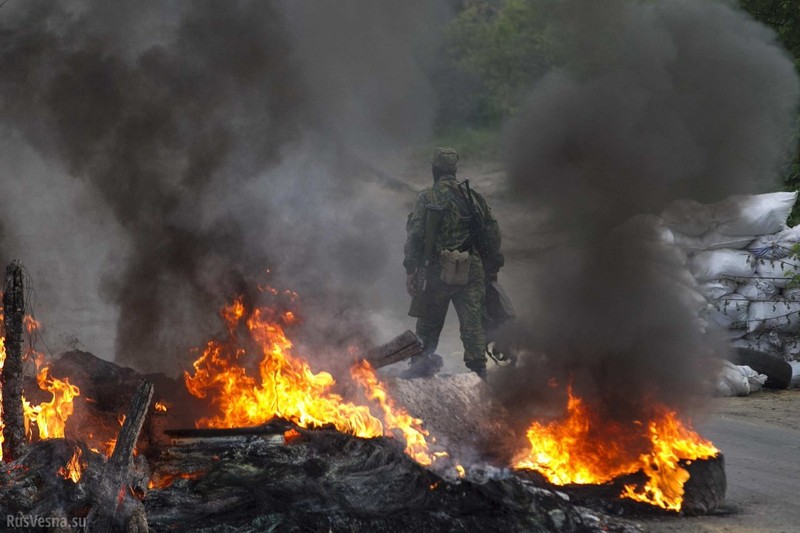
left=403, top=175, right=502, bottom=276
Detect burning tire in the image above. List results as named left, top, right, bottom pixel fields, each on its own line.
left=681, top=454, right=726, bottom=515
left=732, top=348, right=792, bottom=389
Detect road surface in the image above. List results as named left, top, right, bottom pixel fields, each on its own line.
left=645, top=389, right=800, bottom=532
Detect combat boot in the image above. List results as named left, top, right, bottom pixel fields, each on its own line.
left=465, top=361, right=487, bottom=380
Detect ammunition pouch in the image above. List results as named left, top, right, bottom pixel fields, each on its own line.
left=439, top=249, right=470, bottom=285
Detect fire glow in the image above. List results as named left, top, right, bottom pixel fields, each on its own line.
left=23, top=367, right=81, bottom=440
left=513, top=386, right=718, bottom=511
left=57, top=446, right=86, bottom=483
left=0, top=309, right=81, bottom=460
left=184, top=294, right=437, bottom=463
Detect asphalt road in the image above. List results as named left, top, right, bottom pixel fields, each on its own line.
left=644, top=390, right=800, bottom=533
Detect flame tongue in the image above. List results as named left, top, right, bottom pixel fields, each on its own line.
left=350, top=360, right=436, bottom=466
left=620, top=408, right=719, bottom=511
left=184, top=297, right=384, bottom=438
left=514, top=389, right=645, bottom=485
left=514, top=386, right=718, bottom=511
left=57, top=446, right=87, bottom=483
left=184, top=294, right=441, bottom=465
left=0, top=308, right=80, bottom=459
left=23, top=367, right=81, bottom=440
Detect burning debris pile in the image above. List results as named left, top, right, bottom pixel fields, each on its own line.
left=0, top=259, right=729, bottom=532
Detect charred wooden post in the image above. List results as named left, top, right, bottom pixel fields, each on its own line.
left=87, top=380, right=154, bottom=533
left=2, top=260, right=26, bottom=462
left=363, top=330, right=423, bottom=369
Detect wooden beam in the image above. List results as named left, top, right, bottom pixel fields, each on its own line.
left=87, top=380, right=154, bottom=533
left=363, top=330, right=423, bottom=369
left=2, top=260, right=26, bottom=462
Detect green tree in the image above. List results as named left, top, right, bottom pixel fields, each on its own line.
left=434, top=0, right=558, bottom=131
left=739, top=0, right=800, bottom=221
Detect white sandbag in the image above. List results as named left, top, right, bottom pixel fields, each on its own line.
left=710, top=294, right=749, bottom=329
left=747, top=299, right=800, bottom=334
left=714, top=191, right=798, bottom=236
left=747, top=226, right=800, bottom=260
left=777, top=225, right=800, bottom=244
left=736, top=280, right=778, bottom=300
left=753, top=256, right=800, bottom=288
left=714, top=377, right=736, bottom=397
left=783, top=337, right=800, bottom=359
left=698, top=278, right=737, bottom=299
left=661, top=199, right=714, bottom=236
left=689, top=249, right=756, bottom=282
left=716, top=360, right=751, bottom=396
left=672, top=231, right=754, bottom=252
left=741, top=365, right=768, bottom=393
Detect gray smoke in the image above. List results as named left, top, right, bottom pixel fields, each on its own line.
left=495, top=0, right=799, bottom=422
left=0, top=1, right=449, bottom=373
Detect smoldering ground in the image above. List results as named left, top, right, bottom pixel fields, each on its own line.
left=0, top=1, right=449, bottom=374
left=494, top=0, right=800, bottom=426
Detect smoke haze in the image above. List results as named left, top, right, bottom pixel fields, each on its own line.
left=0, top=0, right=798, bottom=437
left=496, top=0, right=799, bottom=421
left=0, top=0, right=449, bottom=373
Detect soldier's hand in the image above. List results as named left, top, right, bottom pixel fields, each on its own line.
left=406, top=273, right=417, bottom=296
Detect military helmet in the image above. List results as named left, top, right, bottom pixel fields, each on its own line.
left=431, top=147, right=458, bottom=173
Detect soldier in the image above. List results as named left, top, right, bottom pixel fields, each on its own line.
left=403, top=147, right=503, bottom=379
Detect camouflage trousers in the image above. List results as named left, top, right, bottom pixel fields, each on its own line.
left=414, top=262, right=487, bottom=371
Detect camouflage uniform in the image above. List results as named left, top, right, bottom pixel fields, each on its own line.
left=404, top=148, right=502, bottom=373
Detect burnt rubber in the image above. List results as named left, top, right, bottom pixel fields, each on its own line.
left=731, top=348, right=792, bottom=389
left=681, top=454, right=726, bottom=515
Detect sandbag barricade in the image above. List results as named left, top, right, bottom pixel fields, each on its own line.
left=657, top=192, right=800, bottom=384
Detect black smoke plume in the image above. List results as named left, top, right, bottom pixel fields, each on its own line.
left=495, top=0, right=799, bottom=422
left=0, top=1, right=447, bottom=373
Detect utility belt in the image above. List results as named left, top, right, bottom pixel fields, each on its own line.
left=439, top=238, right=477, bottom=286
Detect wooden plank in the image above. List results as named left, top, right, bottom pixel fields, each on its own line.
left=363, top=330, right=423, bottom=369
left=87, top=380, right=154, bottom=533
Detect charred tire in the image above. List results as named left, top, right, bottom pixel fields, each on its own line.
left=731, top=348, right=792, bottom=389
left=681, top=454, right=726, bottom=515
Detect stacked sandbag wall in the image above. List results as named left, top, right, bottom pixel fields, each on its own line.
left=658, top=192, right=800, bottom=375
left=660, top=192, right=800, bottom=366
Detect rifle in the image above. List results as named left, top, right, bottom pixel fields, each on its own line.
left=458, top=179, right=517, bottom=366
left=457, top=179, right=490, bottom=261
left=408, top=204, right=446, bottom=318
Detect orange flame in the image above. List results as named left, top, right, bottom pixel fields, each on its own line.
left=185, top=296, right=384, bottom=438
left=514, top=386, right=718, bottom=511
left=23, top=315, right=41, bottom=336
left=57, top=446, right=86, bottom=483
left=0, top=310, right=79, bottom=459
left=620, top=409, right=719, bottom=511
left=283, top=428, right=302, bottom=444
left=23, top=367, right=81, bottom=440
left=154, top=401, right=168, bottom=413
left=350, top=360, right=435, bottom=465
left=103, top=413, right=134, bottom=457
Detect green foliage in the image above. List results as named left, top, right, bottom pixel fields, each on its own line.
left=739, top=0, right=800, bottom=221
left=434, top=0, right=559, bottom=133
left=785, top=242, right=800, bottom=288
left=432, top=126, right=501, bottom=161
left=435, top=0, right=800, bottom=177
